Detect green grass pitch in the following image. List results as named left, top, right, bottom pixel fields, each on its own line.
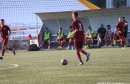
left=0, top=48, right=130, bottom=84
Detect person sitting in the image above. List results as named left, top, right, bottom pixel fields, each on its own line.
left=85, top=26, right=94, bottom=47
left=40, top=28, right=51, bottom=49
left=105, top=25, right=114, bottom=46
left=55, top=28, right=64, bottom=49
left=97, top=24, right=106, bottom=47
left=60, top=26, right=74, bottom=49
left=122, top=17, right=130, bottom=47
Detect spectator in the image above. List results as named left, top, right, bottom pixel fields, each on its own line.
left=105, top=25, right=114, bottom=46
left=40, top=28, right=51, bottom=49
left=97, top=24, right=106, bottom=47
left=122, top=17, right=130, bottom=47
left=85, top=26, right=94, bottom=47
left=28, top=34, right=32, bottom=40
left=55, top=28, right=64, bottom=49
left=60, top=26, right=74, bottom=49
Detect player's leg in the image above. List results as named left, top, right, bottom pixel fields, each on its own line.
left=76, top=49, right=83, bottom=65
left=97, top=34, right=101, bottom=47
left=57, top=39, right=63, bottom=49
left=125, top=38, right=130, bottom=47
left=117, top=33, right=124, bottom=47
left=39, top=41, right=44, bottom=48
left=123, top=33, right=130, bottom=47
left=74, top=42, right=84, bottom=65
left=47, top=40, right=51, bottom=49
left=91, top=36, right=94, bottom=48
left=104, top=35, right=108, bottom=46
left=5, top=38, right=16, bottom=55
left=113, top=33, right=118, bottom=46
left=60, top=39, right=65, bottom=48
left=84, top=35, right=88, bottom=45
left=79, top=42, right=90, bottom=61
left=0, top=38, right=7, bottom=59
left=67, top=38, right=72, bottom=49
left=110, top=33, right=114, bottom=46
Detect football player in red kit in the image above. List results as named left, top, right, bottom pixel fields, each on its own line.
left=116, top=17, right=124, bottom=47
left=68, top=12, right=90, bottom=65
left=0, top=19, right=15, bottom=59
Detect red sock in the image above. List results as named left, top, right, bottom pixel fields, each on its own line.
left=80, top=50, right=87, bottom=55
left=2, top=49, right=5, bottom=56
left=76, top=51, right=81, bottom=61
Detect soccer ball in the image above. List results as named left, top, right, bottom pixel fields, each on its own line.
left=61, top=59, right=68, bottom=65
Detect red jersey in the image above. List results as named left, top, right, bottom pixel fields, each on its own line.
left=116, top=22, right=124, bottom=33
left=0, top=25, right=10, bottom=38
left=72, top=19, right=85, bottom=42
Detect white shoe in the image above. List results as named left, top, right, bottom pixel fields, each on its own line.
left=48, top=46, right=50, bottom=49
left=66, top=46, right=70, bottom=50
left=78, top=61, right=83, bottom=65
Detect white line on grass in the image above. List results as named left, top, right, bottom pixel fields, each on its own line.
left=0, top=64, right=19, bottom=70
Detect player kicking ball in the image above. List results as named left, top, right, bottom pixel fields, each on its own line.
left=0, top=19, right=16, bottom=60
left=68, top=12, right=90, bottom=65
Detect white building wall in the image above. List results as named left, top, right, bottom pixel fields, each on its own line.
left=127, top=0, right=130, bottom=6
left=106, top=0, right=113, bottom=8
left=106, top=0, right=130, bottom=8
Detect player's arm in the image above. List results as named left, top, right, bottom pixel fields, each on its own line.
left=68, top=29, right=77, bottom=38
left=8, top=27, right=11, bottom=37
left=57, top=33, right=60, bottom=39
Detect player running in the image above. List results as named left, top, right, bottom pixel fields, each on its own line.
left=116, top=17, right=125, bottom=47
left=0, top=19, right=15, bottom=59
left=68, top=12, right=90, bottom=65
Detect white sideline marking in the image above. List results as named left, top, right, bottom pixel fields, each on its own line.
left=0, top=64, right=19, bottom=70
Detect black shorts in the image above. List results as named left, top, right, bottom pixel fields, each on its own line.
left=123, top=32, right=127, bottom=38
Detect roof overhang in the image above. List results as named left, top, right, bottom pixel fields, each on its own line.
left=35, top=7, right=130, bottom=20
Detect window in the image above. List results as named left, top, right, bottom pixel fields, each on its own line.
left=113, top=0, right=127, bottom=7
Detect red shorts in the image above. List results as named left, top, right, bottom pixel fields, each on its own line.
left=74, top=41, right=83, bottom=50
left=2, top=37, right=8, bottom=45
